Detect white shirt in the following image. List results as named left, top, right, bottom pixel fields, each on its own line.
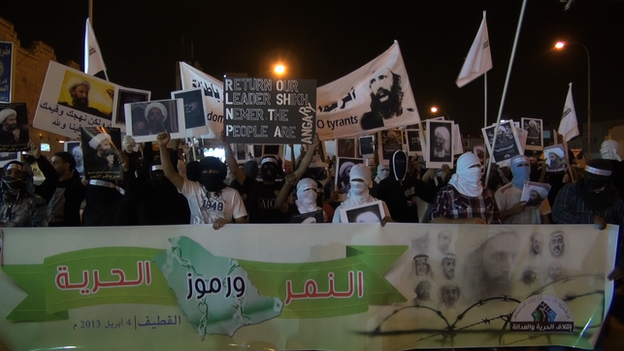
left=179, top=179, right=247, bottom=225
left=494, top=183, right=550, bottom=224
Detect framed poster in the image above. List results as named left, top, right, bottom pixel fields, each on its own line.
left=171, top=88, right=209, bottom=137
left=64, top=140, right=84, bottom=176
left=337, top=138, right=357, bottom=158
left=544, top=144, right=566, bottom=173
left=405, top=129, right=423, bottom=156
left=339, top=200, right=386, bottom=223
left=481, top=121, right=523, bottom=164
left=521, top=117, right=544, bottom=151
left=124, top=99, right=185, bottom=143
left=426, top=119, right=454, bottom=169
left=112, top=87, right=151, bottom=132
left=359, top=135, right=375, bottom=158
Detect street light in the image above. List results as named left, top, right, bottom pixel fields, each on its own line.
left=430, top=106, right=450, bottom=120
left=555, top=41, right=591, bottom=157
left=274, top=64, right=286, bottom=76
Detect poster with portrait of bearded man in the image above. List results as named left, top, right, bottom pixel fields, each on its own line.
left=316, top=42, right=421, bottom=141
left=80, top=127, right=122, bottom=180
left=0, top=103, right=29, bottom=152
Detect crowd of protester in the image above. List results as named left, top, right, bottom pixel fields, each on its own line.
left=0, top=134, right=622, bottom=276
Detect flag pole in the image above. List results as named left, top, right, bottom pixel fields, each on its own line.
left=483, top=11, right=488, bottom=129
left=485, top=0, right=528, bottom=187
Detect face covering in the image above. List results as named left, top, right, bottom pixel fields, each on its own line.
left=2, top=176, right=25, bottom=191
left=511, top=156, right=531, bottom=189
left=295, top=178, right=320, bottom=214
left=392, top=150, right=408, bottom=181
left=448, top=153, right=483, bottom=197
left=202, top=172, right=225, bottom=192
left=580, top=161, right=616, bottom=212
left=342, top=164, right=374, bottom=208
left=260, top=156, right=279, bottom=182
left=600, top=140, right=622, bottom=161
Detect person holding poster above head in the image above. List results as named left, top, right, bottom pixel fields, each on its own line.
left=494, top=155, right=551, bottom=224
left=156, top=132, right=247, bottom=230
left=430, top=152, right=501, bottom=224
left=59, top=78, right=111, bottom=119
left=0, top=108, right=20, bottom=145
left=360, top=68, right=404, bottom=130
left=88, top=132, right=119, bottom=172
left=332, top=163, right=391, bottom=224
left=431, top=126, right=451, bottom=162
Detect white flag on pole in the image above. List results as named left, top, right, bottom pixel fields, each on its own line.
left=558, top=82, right=580, bottom=142
left=84, top=18, right=107, bottom=76
left=456, top=12, right=493, bottom=88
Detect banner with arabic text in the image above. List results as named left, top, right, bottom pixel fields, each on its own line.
left=179, top=62, right=224, bottom=139
left=33, top=61, right=119, bottom=138
left=0, top=41, right=13, bottom=103
left=0, top=223, right=617, bottom=351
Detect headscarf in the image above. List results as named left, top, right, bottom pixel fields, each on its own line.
left=580, top=158, right=616, bottom=211
left=2, top=161, right=35, bottom=197
left=342, top=164, right=374, bottom=208
left=374, top=164, right=390, bottom=184
left=448, top=153, right=483, bottom=197
left=198, top=156, right=227, bottom=192
left=600, top=140, right=622, bottom=161
left=295, top=178, right=321, bottom=214
left=510, top=155, right=530, bottom=189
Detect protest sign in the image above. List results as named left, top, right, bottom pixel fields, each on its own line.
left=0, top=103, right=29, bottom=152
left=0, top=41, right=14, bottom=102
left=179, top=62, right=224, bottom=139
left=224, top=76, right=316, bottom=145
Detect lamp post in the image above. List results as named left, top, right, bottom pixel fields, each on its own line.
left=555, top=41, right=591, bottom=157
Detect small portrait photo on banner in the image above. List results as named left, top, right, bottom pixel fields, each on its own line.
left=335, top=157, right=365, bottom=195
left=0, top=103, right=30, bottom=152
left=521, top=117, right=543, bottom=151
left=124, top=99, right=185, bottom=143
left=426, top=119, right=454, bottom=168
left=64, top=141, right=84, bottom=176
left=544, top=144, right=566, bottom=173
left=112, top=87, right=150, bottom=130
left=340, top=200, right=386, bottom=223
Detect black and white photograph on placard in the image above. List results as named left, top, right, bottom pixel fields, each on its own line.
left=335, top=157, right=365, bottom=195
left=405, top=129, right=423, bottom=156
left=544, top=144, right=566, bottom=173
left=337, top=138, right=357, bottom=158
left=0, top=103, right=30, bottom=152
left=171, top=88, right=209, bottom=137
left=340, top=200, right=386, bottom=223
left=378, top=129, right=403, bottom=165
left=64, top=141, right=84, bottom=176
left=112, top=87, right=151, bottom=131
left=426, top=119, right=454, bottom=169
left=520, top=181, right=552, bottom=208
left=359, top=135, right=375, bottom=158
left=124, top=99, right=185, bottom=143
left=521, top=117, right=543, bottom=151
left=481, top=121, right=523, bottom=164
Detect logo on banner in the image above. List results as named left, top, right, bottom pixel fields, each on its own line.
left=510, top=294, right=574, bottom=333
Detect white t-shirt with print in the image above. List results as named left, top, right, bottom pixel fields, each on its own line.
left=180, top=179, right=247, bottom=225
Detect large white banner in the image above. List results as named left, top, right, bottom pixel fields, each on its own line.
left=316, top=42, right=420, bottom=141
left=0, top=223, right=617, bottom=350
left=179, top=62, right=224, bottom=138
left=33, top=62, right=118, bottom=138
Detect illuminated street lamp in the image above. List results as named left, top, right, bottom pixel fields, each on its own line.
left=274, top=64, right=286, bottom=76
left=555, top=41, right=591, bottom=157
left=430, top=106, right=450, bottom=120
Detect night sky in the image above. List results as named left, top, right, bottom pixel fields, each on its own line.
left=3, top=0, right=623, bottom=135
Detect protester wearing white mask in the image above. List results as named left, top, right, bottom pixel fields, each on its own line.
left=430, top=152, right=501, bottom=224
left=332, top=164, right=391, bottom=224
left=600, top=139, right=624, bottom=196
left=374, top=165, right=390, bottom=184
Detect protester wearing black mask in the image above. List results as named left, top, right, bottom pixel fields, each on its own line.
left=0, top=161, right=48, bottom=227
left=552, top=158, right=624, bottom=281
left=220, top=131, right=288, bottom=223
left=377, top=150, right=440, bottom=223
left=157, top=132, right=247, bottom=229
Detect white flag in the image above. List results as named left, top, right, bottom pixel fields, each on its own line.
left=84, top=18, right=107, bottom=76
left=456, top=12, right=493, bottom=88
left=558, top=82, right=580, bottom=142
left=316, top=41, right=420, bottom=141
